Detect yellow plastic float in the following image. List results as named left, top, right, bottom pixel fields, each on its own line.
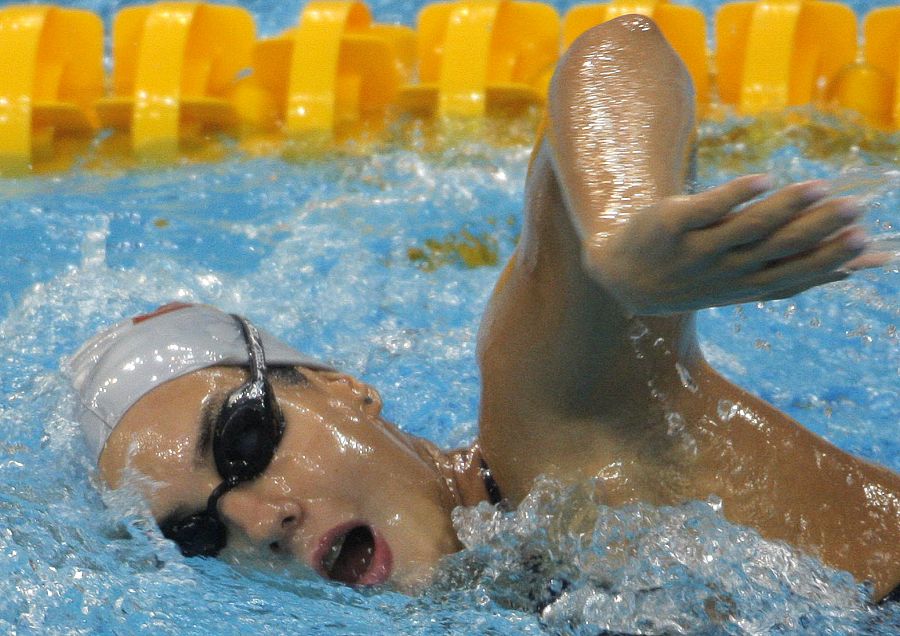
left=95, top=2, right=255, bottom=161
left=828, top=7, right=900, bottom=129
left=2, top=0, right=900, bottom=169
left=399, top=0, right=560, bottom=117
left=236, top=1, right=415, bottom=137
left=0, top=5, right=103, bottom=172
left=826, top=6, right=899, bottom=130
left=563, top=0, right=710, bottom=106
left=860, top=7, right=900, bottom=129
left=715, top=0, right=857, bottom=114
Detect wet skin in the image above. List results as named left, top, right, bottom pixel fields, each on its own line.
left=98, top=16, right=899, bottom=600
left=99, top=366, right=490, bottom=591
left=477, top=15, right=899, bottom=600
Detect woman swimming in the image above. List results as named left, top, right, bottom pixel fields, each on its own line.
left=68, top=16, right=899, bottom=600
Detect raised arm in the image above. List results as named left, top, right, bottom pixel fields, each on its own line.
left=544, top=18, right=878, bottom=316
left=477, top=15, right=899, bottom=600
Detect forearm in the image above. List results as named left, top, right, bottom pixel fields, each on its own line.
left=545, top=19, right=694, bottom=248
left=546, top=25, right=875, bottom=317
left=688, top=381, right=900, bottom=601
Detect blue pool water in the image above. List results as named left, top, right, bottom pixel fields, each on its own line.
left=1, top=0, right=899, bottom=633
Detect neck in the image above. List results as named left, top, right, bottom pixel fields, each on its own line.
left=445, top=445, right=498, bottom=507
left=409, top=436, right=494, bottom=509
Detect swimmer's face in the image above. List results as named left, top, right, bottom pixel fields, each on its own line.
left=98, top=367, right=462, bottom=591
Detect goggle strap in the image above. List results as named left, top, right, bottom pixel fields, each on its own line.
left=206, top=475, right=240, bottom=517
left=230, top=314, right=267, bottom=386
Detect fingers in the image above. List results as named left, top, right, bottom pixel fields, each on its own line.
left=744, top=227, right=867, bottom=291
left=755, top=271, right=850, bottom=302
left=843, top=251, right=892, bottom=271
left=710, top=270, right=849, bottom=308
left=675, top=174, right=774, bottom=230
left=697, top=226, right=883, bottom=309
left=707, top=180, right=831, bottom=250
left=725, top=196, right=864, bottom=269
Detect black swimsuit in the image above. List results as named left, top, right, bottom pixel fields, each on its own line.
left=479, top=458, right=504, bottom=506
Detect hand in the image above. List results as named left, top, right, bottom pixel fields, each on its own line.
left=583, top=175, right=889, bottom=315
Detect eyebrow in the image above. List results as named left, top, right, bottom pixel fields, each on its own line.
left=195, top=392, right=225, bottom=465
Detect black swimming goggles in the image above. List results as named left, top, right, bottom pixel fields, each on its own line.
left=159, top=314, right=285, bottom=557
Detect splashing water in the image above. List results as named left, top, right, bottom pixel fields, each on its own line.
left=0, top=1, right=898, bottom=634
left=6, top=130, right=897, bottom=634
left=439, top=478, right=899, bottom=635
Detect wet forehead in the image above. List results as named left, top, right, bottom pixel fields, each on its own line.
left=97, top=367, right=246, bottom=488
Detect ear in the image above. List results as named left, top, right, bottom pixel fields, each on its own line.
left=318, top=371, right=383, bottom=415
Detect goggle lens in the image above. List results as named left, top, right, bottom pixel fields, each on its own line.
left=215, top=396, right=282, bottom=481
left=160, top=507, right=227, bottom=557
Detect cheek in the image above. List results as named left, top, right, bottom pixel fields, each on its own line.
left=276, top=405, right=439, bottom=494
left=272, top=433, right=436, bottom=510
left=156, top=474, right=216, bottom=518
left=278, top=412, right=386, bottom=474
left=359, top=450, right=452, bottom=523
left=321, top=422, right=379, bottom=461
left=274, top=431, right=352, bottom=481
left=124, top=452, right=219, bottom=520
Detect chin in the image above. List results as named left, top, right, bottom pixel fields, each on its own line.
left=389, top=560, right=441, bottom=594
left=388, top=535, right=462, bottom=593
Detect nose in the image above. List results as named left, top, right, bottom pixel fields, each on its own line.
left=218, top=487, right=303, bottom=551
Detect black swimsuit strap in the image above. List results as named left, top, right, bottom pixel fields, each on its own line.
left=884, top=583, right=900, bottom=605
left=479, top=457, right=504, bottom=506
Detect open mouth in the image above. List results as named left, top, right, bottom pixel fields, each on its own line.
left=318, top=524, right=391, bottom=585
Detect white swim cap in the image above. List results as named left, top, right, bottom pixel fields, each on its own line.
left=66, top=303, right=334, bottom=463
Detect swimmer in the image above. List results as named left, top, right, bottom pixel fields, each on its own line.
left=69, top=16, right=899, bottom=601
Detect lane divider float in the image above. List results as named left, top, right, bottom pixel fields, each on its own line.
left=0, top=5, right=102, bottom=171
left=0, top=1, right=898, bottom=170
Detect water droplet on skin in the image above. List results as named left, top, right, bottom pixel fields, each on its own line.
left=675, top=362, right=698, bottom=393
left=627, top=321, right=649, bottom=342
left=666, top=412, right=684, bottom=436
left=717, top=399, right=739, bottom=422
left=682, top=436, right=698, bottom=456
left=814, top=449, right=825, bottom=470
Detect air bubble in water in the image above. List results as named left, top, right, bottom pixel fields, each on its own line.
left=80, top=219, right=109, bottom=269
